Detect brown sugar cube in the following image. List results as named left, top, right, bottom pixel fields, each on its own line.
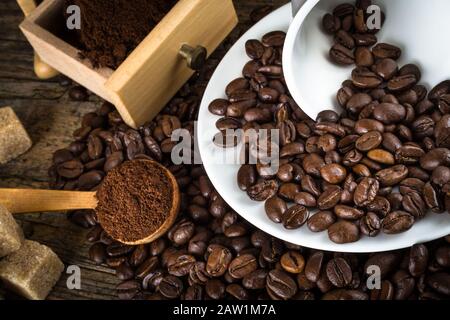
left=0, top=106, right=32, bottom=165
left=0, top=205, right=24, bottom=258
left=0, top=240, right=64, bottom=300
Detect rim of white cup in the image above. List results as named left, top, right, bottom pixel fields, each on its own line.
left=283, top=0, right=322, bottom=120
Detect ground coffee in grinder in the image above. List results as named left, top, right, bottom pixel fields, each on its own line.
left=64, top=0, right=178, bottom=69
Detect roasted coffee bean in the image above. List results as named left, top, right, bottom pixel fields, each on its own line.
left=408, top=244, right=429, bottom=277
left=335, top=205, right=365, bottom=220
left=317, top=186, right=342, bottom=210
left=355, top=47, right=374, bottom=67
left=360, top=212, right=381, bottom=237
left=353, top=8, right=367, bottom=32
left=333, top=3, right=355, bottom=17
left=265, top=196, right=287, bottom=223
left=245, top=40, right=265, bottom=60
left=106, top=243, right=134, bottom=258
left=322, top=13, right=341, bottom=34
left=135, top=256, right=159, bottom=279
left=330, top=43, right=355, bottom=65
left=375, top=165, right=409, bottom=186
left=258, top=87, right=280, bottom=103
left=388, top=74, right=417, bottom=92
left=355, top=131, right=382, bottom=151
left=303, top=153, right=326, bottom=177
left=338, top=135, right=359, bottom=153
left=57, top=160, right=84, bottom=178
left=247, top=180, right=278, bottom=201
left=328, top=221, right=360, bottom=244
left=420, top=148, right=450, bottom=171
left=168, top=254, right=196, bottom=277
left=206, top=245, right=232, bottom=277
left=382, top=211, right=415, bottom=234
left=431, top=166, right=450, bottom=186
left=320, top=164, right=347, bottom=184
left=355, top=119, right=385, bottom=134
left=325, top=150, right=342, bottom=164
left=395, top=144, right=425, bottom=164
left=352, top=164, right=371, bottom=177
left=303, top=251, right=324, bottom=282
left=86, top=225, right=103, bottom=243
left=402, top=192, right=426, bottom=219
left=412, top=115, right=435, bottom=138
left=326, top=258, right=353, bottom=288
left=183, top=284, right=203, bottom=300
left=365, top=252, right=401, bottom=278
left=129, top=245, right=148, bottom=267
left=158, top=275, right=183, bottom=299
left=337, top=86, right=354, bottom=108
left=408, top=166, right=430, bottom=182
left=116, top=263, right=135, bottom=281
left=343, top=149, right=364, bottom=167
left=317, top=134, right=337, bottom=152
left=266, top=269, right=297, bottom=300
left=89, top=243, right=106, bottom=265
left=262, top=31, right=286, bottom=47
left=372, top=43, right=402, bottom=60
left=209, top=99, right=229, bottom=116
left=307, top=211, right=336, bottom=233
left=317, top=110, right=340, bottom=124
left=282, top=205, right=309, bottom=229
left=315, top=122, right=346, bottom=137
left=366, top=196, right=391, bottom=217
left=317, top=273, right=333, bottom=294
left=373, top=103, right=406, bottom=124
left=370, top=280, right=395, bottom=300
left=435, top=246, right=450, bottom=268
left=280, top=251, right=305, bottom=274
left=335, top=30, right=355, bottom=49
left=435, top=114, right=450, bottom=148
left=374, top=58, right=398, bottom=80
left=294, top=192, right=317, bottom=207
left=225, top=284, right=249, bottom=300
left=117, top=280, right=140, bottom=300
left=242, top=269, right=268, bottom=290
left=228, top=254, right=258, bottom=279
left=352, top=67, right=382, bottom=89
left=168, top=220, right=195, bottom=246
left=423, top=182, right=444, bottom=213
left=354, top=177, right=379, bottom=207
left=280, top=142, right=305, bottom=157
left=399, top=178, right=425, bottom=195
left=237, top=165, right=257, bottom=191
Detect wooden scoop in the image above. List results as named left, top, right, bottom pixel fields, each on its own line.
left=17, top=0, right=59, bottom=79
left=0, top=160, right=180, bottom=245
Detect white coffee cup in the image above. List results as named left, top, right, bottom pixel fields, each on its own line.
left=284, top=0, right=450, bottom=120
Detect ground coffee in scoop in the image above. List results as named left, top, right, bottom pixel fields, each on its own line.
left=64, top=0, right=177, bottom=69
left=96, top=160, right=173, bottom=243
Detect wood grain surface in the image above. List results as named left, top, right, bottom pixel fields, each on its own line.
left=0, top=0, right=289, bottom=300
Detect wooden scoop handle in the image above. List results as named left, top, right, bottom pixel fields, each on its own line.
left=0, top=189, right=97, bottom=214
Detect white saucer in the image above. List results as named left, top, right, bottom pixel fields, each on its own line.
left=197, top=4, right=450, bottom=253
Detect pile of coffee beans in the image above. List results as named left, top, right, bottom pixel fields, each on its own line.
left=48, top=96, right=450, bottom=300
left=209, top=0, right=450, bottom=244
left=49, top=65, right=450, bottom=302
left=46, top=4, right=450, bottom=301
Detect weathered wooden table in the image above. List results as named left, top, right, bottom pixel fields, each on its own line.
left=0, top=0, right=289, bottom=300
